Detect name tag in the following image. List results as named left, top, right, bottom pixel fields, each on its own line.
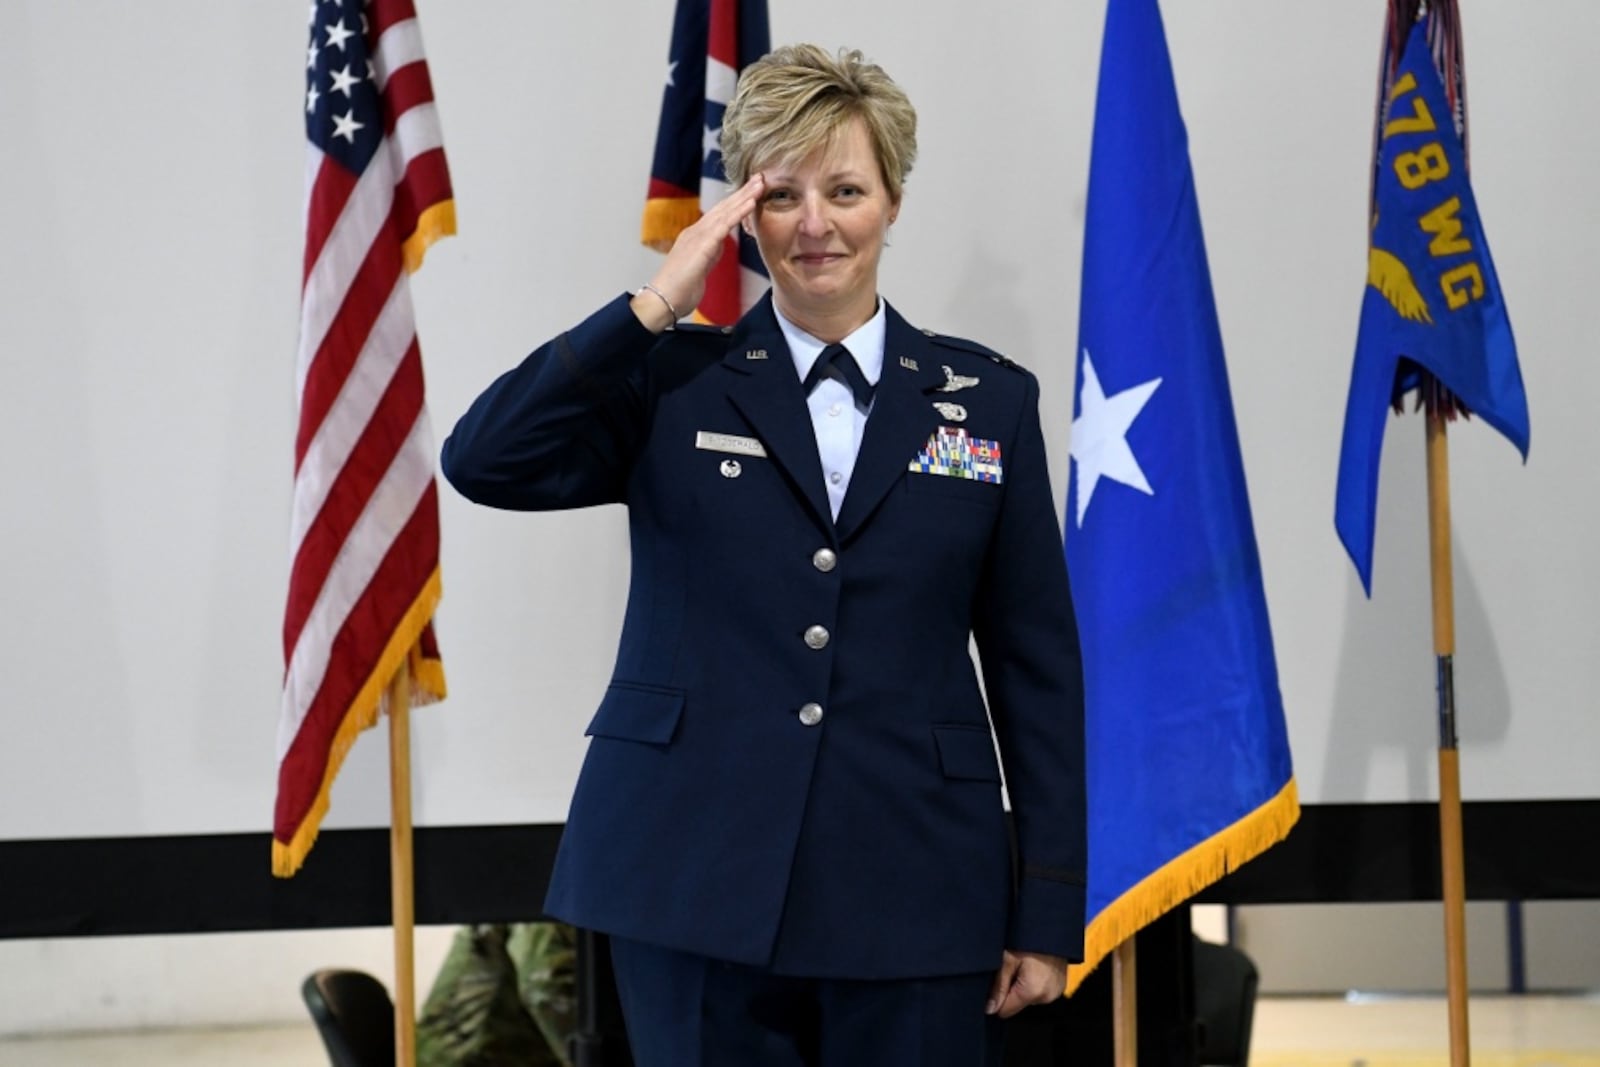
left=695, top=431, right=768, bottom=458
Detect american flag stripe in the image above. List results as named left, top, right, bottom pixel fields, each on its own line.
left=290, top=342, right=425, bottom=593
left=292, top=274, right=414, bottom=538
left=299, top=155, right=393, bottom=383
left=286, top=290, right=420, bottom=635
left=296, top=176, right=438, bottom=406
left=287, top=350, right=424, bottom=585
left=300, top=153, right=357, bottom=279
left=279, top=411, right=438, bottom=760
left=395, top=149, right=452, bottom=274
left=276, top=494, right=442, bottom=837
left=370, top=0, right=422, bottom=52
left=277, top=0, right=451, bottom=877
left=295, top=234, right=407, bottom=464
left=371, top=13, right=453, bottom=273
left=389, top=103, right=444, bottom=163
left=289, top=495, right=442, bottom=765
left=373, top=26, right=426, bottom=81
left=378, top=53, right=435, bottom=121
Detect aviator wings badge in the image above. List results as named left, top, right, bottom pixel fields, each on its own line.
left=937, top=365, right=980, bottom=393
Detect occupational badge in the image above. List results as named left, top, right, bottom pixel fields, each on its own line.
left=936, top=366, right=980, bottom=393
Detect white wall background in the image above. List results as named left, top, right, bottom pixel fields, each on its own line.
left=0, top=0, right=1595, bottom=1033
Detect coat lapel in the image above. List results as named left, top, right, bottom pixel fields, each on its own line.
left=834, top=304, right=948, bottom=543
left=720, top=296, right=836, bottom=537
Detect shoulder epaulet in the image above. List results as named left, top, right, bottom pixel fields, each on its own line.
left=920, top=328, right=1023, bottom=371
left=670, top=321, right=733, bottom=336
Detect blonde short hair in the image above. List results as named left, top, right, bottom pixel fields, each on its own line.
left=721, top=45, right=918, bottom=204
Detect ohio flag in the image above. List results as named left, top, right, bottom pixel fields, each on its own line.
left=641, top=0, right=769, bottom=324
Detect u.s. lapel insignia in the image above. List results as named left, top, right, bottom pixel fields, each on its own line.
left=899, top=355, right=920, bottom=371
left=720, top=459, right=742, bottom=479
left=937, top=365, right=980, bottom=393
left=745, top=348, right=768, bottom=360
left=932, top=401, right=967, bottom=422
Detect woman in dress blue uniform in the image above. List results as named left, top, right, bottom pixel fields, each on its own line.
left=442, top=44, right=1086, bottom=1067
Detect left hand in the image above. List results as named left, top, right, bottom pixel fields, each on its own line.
left=986, top=949, right=1069, bottom=1018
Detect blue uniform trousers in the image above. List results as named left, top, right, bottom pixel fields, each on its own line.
left=610, top=937, right=1004, bottom=1067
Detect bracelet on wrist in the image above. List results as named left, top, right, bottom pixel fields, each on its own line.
left=637, top=283, right=681, bottom=323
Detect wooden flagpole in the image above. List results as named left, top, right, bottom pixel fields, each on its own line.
left=1425, top=412, right=1471, bottom=1067
left=1112, top=941, right=1137, bottom=1067
left=387, top=664, right=418, bottom=1067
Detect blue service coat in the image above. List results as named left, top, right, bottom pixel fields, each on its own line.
left=441, top=292, right=1086, bottom=979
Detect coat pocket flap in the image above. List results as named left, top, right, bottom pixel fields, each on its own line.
left=585, top=682, right=686, bottom=745
left=932, top=724, right=1001, bottom=782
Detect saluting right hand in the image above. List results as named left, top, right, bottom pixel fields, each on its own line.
left=630, top=174, right=766, bottom=332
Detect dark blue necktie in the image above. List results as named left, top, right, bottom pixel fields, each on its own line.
left=803, top=343, right=874, bottom=408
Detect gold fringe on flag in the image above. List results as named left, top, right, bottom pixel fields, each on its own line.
left=401, top=200, right=458, bottom=276
left=1065, top=778, right=1300, bottom=996
left=271, top=568, right=448, bottom=878
left=408, top=632, right=447, bottom=699
left=641, top=197, right=702, bottom=252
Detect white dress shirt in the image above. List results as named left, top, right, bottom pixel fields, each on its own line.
left=774, top=300, right=887, bottom=520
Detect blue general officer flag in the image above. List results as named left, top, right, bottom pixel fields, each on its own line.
left=1335, top=18, right=1530, bottom=592
left=1064, top=0, right=1297, bottom=993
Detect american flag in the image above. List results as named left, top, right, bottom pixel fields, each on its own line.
left=641, top=0, right=770, bottom=324
left=275, top=0, right=453, bottom=877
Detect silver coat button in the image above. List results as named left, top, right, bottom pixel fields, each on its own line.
left=804, top=625, right=830, bottom=650
left=812, top=548, right=837, bottom=572
left=798, top=702, right=824, bottom=726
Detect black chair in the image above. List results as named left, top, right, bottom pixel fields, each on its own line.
left=302, top=968, right=396, bottom=1067
left=1192, top=937, right=1258, bottom=1067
